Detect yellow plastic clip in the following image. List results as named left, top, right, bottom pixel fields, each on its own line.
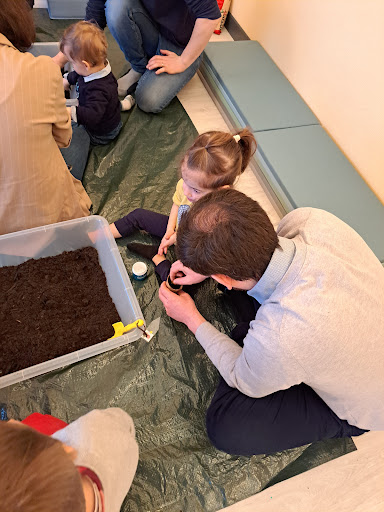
left=110, top=319, right=145, bottom=339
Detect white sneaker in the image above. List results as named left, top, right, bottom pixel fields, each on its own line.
left=120, top=94, right=135, bottom=111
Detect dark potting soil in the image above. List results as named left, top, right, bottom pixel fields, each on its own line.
left=0, top=247, right=120, bottom=377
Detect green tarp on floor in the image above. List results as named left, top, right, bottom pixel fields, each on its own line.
left=0, top=10, right=355, bottom=512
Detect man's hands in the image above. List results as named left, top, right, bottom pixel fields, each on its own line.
left=170, top=261, right=207, bottom=286
left=158, top=230, right=176, bottom=255
left=146, top=17, right=220, bottom=76
left=159, top=283, right=206, bottom=334
left=146, top=50, right=187, bottom=75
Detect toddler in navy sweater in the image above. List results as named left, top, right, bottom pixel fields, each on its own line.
left=59, top=21, right=134, bottom=180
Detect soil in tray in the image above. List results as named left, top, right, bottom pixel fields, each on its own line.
left=0, top=247, right=120, bottom=377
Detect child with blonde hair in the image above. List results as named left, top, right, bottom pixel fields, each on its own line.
left=109, top=128, right=256, bottom=283
left=59, top=21, right=134, bottom=180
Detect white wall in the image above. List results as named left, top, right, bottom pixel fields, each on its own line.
left=230, top=0, right=384, bottom=203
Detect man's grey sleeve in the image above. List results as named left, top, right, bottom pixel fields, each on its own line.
left=195, top=321, right=304, bottom=398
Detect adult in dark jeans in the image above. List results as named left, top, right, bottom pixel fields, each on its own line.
left=159, top=189, right=384, bottom=455
left=54, top=0, right=220, bottom=113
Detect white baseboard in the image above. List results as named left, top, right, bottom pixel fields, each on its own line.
left=34, top=0, right=48, bottom=8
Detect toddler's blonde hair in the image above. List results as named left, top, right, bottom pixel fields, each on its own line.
left=60, top=21, right=107, bottom=67
left=183, top=128, right=257, bottom=189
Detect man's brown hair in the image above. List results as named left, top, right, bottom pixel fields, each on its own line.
left=176, top=189, right=279, bottom=281
left=0, top=0, right=35, bottom=52
left=183, top=128, right=256, bottom=189
left=0, top=421, right=85, bottom=512
left=60, top=21, right=107, bottom=67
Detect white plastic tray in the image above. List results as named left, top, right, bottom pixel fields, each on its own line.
left=0, top=216, right=144, bottom=389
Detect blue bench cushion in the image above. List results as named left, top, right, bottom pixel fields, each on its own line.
left=47, top=0, right=87, bottom=19
left=255, top=125, right=384, bottom=261
left=203, top=41, right=319, bottom=132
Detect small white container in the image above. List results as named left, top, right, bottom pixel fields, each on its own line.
left=132, top=261, right=148, bottom=281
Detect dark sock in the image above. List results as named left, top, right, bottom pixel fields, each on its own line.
left=127, top=242, right=159, bottom=261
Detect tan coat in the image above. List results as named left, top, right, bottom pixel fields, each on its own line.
left=0, top=34, right=91, bottom=236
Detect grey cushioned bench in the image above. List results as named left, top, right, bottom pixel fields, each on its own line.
left=47, top=0, right=87, bottom=19
left=199, top=41, right=384, bottom=262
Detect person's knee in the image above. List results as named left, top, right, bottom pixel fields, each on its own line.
left=129, top=208, right=145, bottom=220
left=105, top=0, right=133, bottom=29
left=206, top=404, right=238, bottom=454
left=206, top=400, right=265, bottom=456
left=135, top=87, right=166, bottom=114
left=206, top=412, right=228, bottom=453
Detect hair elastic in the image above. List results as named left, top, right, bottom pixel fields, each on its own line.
left=233, top=134, right=241, bottom=143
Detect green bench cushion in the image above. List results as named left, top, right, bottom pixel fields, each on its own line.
left=255, top=125, right=384, bottom=261
left=203, top=41, right=319, bottom=131
left=202, top=40, right=384, bottom=261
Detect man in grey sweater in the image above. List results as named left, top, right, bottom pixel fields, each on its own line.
left=159, top=189, right=384, bottom=455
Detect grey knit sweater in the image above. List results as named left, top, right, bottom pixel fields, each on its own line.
left=53, top=408, right=139, bottom=512
left=196, top=208, right=384, bottom=430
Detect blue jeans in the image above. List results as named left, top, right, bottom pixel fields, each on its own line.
left=88, top=121, right=122, bottom=145
left=105, top=0, right=202, bottom=113
left=60, top=122, right=122, bottom=181
left=60, top=122, right=90, bottom=181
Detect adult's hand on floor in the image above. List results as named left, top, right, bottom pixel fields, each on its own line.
left=159, top=283, right=206, bottom=334
left=170, top=261, right=208, bottom=285
left=146, top=50, right=186, bottom=75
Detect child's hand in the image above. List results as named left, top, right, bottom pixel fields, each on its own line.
left=158, top=231, right=176, bottom=255
left=63, top=77, right=70, bottom=91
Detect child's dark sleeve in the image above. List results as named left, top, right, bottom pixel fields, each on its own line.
left=66, top=71, right=80, bottom=86
left=75, top=89, right=110, bottom=129
left=85, top=0, right=108, bottom=29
